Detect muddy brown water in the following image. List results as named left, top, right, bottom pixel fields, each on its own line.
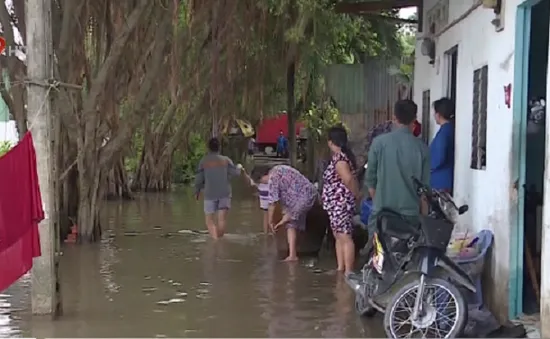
left=1, top=184, right=384, bottom=338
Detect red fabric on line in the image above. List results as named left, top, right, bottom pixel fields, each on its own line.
left=413, top=120, right=422, bottom=137
left=0, top=132, right=43, bottom=292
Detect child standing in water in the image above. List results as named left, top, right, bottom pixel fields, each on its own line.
left=240, top=165, right=271, bottom=234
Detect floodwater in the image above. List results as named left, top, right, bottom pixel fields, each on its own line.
left=1, top=184, right=384, bottom=338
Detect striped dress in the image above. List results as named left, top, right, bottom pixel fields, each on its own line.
left=258, top=182, right=270, bottom=210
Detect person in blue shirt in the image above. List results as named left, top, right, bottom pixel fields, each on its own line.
left=430, top=98, right=455, bottom=193
left=276, top=130, right=288, bottom=158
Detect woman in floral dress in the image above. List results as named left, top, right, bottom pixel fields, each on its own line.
left=322, top=126, right=360, bottom=274
left=251, top=164, right=317, bottom=261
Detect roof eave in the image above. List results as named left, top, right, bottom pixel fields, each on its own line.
left=334, top=0, right=421, bottom=14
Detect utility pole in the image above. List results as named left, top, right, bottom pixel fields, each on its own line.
left=26, top=0, right=57, bottom=315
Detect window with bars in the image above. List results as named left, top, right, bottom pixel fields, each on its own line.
left=471, top=65, right=488, bottom=170
left=421, top=90, right=431, bottom=143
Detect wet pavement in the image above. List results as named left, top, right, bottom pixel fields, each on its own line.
left=1, top=185, right=384, bottom=337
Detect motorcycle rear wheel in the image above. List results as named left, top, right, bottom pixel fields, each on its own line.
left=383, top=277, right=467, bottom=338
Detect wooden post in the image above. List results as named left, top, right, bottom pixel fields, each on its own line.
left=287, top=61, right=296, bottom=166
left=306, top=131, right=315, bottom=180
left=26, top=0, right=57, bottom=315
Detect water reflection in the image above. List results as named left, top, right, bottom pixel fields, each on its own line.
left=0, top=274, right=28, bottom=338
left=1, top=185, right=383, bottom=337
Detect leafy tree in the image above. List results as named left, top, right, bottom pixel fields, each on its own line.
left=0, top=141, right=11, bottom=157
left=0, top=0, right=411, bottom=242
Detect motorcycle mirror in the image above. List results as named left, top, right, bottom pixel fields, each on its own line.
left=458, top=205, right=469, bottom=215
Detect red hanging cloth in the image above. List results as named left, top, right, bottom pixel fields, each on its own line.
left=0, top=132, right=43, bottom=292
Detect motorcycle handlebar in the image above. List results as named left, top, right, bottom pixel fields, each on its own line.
left=411, top=176, right=461, bottom=211
left=411, top=176, right=423, bottom=188
left=411, top=176, right=429, bottom=194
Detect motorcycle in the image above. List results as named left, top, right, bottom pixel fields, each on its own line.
left=346, top=177, right=475, bottom=338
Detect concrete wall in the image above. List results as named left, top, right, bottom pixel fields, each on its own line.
left=413, top=0, right=523, bottom=322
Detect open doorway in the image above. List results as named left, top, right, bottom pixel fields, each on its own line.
left=445, top=45, right=458, bottom=109
left=522, top=0, right=549, bottom=316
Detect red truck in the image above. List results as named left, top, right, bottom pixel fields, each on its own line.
left=255, top=112, right=305, bottom=154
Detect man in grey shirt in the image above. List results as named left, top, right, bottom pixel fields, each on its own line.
left=194, top=138, right=241, bottom=239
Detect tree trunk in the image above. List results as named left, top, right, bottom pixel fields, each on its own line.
left=134, top=140, right=174, bottom=191
left=77, top=165, right=102, bottom=243
left=306, top=133, right=315, bottom=180
left=70, top=0, right=156, bottom=243
left=56, top=124, right=78, bottom=242
left=287, top=61, right=297, bottom=166
left=106, top=159, right=133, bottom=199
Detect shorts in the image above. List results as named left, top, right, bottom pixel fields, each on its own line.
left=259, top=200, right=269, bottom=211
left=248, top=150, right=254, bottom=155
left=204, top=197, right=231, bottom=214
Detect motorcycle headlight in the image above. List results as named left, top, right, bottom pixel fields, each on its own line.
left=438, top=192, right=458, bottom=223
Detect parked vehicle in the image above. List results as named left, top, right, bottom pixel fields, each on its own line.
left=255, top=113, right=304, bottom=154
left=346, top=177, right=474, bottom=338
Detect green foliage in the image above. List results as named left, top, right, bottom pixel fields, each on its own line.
left=123, top=0, right=411, bottom=188
left=171, top=133, right=207, bottom=183
left=388, top=25, right=416, bottom=85
left=302, top=100, right=344, bottom=140
left=392, top=13, right=417, bottom=84
left=399, top=31, right=416, bottom=56
left=124, top=129, right=144, bottom=174
left=278, top=0, right=401, bottom=65
left=0, top=141, right=12, bottom=157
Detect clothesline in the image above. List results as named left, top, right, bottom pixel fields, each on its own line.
left=26, top=80, right=56, bottom=131
left=0, top=78, right=83, bottom=90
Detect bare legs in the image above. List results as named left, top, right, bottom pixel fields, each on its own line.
left=334, top=231, right=344, bottom=271
left=285, top=227, right=298, bottom=261
left=217, top=209, right=228, bottom=237
left=205, top=213, right=219, bottom=239
left=262, top=210, right=271, bottom=234
left=204, top=209, right=228, bottom=239
left=342, top=234, right=355, bottom=274
left=335, top=233, right=355, bottom=274
left=273, top=213, right=298, bottom=262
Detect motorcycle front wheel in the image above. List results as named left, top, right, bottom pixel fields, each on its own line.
left=354, top=292, right=376, bottom=317
left=383, top=277, right=467, bottom=338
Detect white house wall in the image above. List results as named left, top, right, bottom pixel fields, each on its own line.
left=0, top=121, right=18, bottom=144
left=414, top=0, right=524, bottom=321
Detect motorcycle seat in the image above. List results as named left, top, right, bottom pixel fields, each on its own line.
left=377, top=208, right=419, bottom=240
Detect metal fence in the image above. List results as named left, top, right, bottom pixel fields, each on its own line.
left=324, top=58, right=412, bottom=159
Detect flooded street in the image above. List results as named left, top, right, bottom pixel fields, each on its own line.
left=1, top=185, right=383, bottom=337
